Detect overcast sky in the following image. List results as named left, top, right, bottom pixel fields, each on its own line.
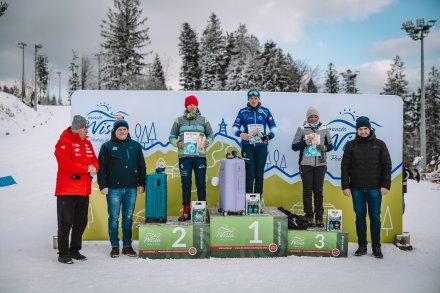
left=0, top=0, right=439, bottom=98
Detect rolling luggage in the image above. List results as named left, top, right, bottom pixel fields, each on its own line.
left=218, top=158, right=246, bottom=215
left=145, top=172, right=167, bottom=223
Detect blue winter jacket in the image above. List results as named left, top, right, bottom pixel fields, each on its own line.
left=97, top=133, right=146, bottom=189
left=232, top=103, right=278, bottom=146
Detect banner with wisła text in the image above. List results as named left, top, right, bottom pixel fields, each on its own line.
left=71, top=90, right=403, bottom=243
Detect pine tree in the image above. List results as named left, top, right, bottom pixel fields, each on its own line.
left=0, top=1, right=8, bottom=17
left=283, top=53, right=303, bottom=92
left=224, top=24, right=260, bottom=91
left=68, top=50, right=80, bottom=103
left=381, top=55, right=409, bottom=96
left=305, top=78, right=318, bottom=93
left=80, top=55, right=94, bottom=90
left=178, top=22, right=201, bottom=90
left=425, top=66, right=440, bottom=161
left=199, top=13, right=227, bottom=90
left=259, top=41, right=285, bottom=91
left=36, top=54, right=49, bottom=104
left=148, top=54, right=167, bottom=90
left=100, top=0, right=151, bottom=89
left=324, top=62, right=340, bottom=93
left=403, top=91, right=420, bottom=164
left=340, top=69, right=359, bottom=94
left=382, top=55, right=414, bottom=165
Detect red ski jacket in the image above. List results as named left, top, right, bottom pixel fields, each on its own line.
left=54, top=127, right=99, bottom=196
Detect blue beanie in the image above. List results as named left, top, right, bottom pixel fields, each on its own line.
left=247, top=89, right=260, bottom=99
left=356, top=116, right=371, bottom=130
left=113, top=118, right=129, bottom=132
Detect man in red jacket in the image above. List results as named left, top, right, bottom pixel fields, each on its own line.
left=54, top=115, right=99, bottom=264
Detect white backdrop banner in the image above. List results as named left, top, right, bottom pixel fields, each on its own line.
left=72, top=90, right=403, bottom=185
left=72, top=90, right=403, bottom=242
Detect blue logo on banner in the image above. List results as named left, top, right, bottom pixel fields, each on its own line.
left=327, top=109, right=382, bottom=163
left=86, top=102, right=129, bottom=136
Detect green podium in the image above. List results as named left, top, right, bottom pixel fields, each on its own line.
left=138, top=219, right=210, bottom=259
left=288, top=229, right=348, bottom=257
left=209, top=207, right=288, bottom=258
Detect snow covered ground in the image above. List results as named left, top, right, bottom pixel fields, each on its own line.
left=0, top=93, right=439, bottom=293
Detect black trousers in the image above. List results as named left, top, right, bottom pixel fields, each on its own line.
left=300, top=165, right=326, bottom=220
left=57, top=196, right=89, bottom=256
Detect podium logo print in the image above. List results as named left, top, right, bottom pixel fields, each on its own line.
left=290, top=236, right=306, bottom=247
left=143, top=232, right=161, bottom=244
left=216, top=225, right=235, bottom=240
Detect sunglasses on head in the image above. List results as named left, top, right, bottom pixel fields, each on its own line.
left=248, top=90, right=260, bottom=97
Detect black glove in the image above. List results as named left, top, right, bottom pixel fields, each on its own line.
left=261, top=135, right=269, bottom=142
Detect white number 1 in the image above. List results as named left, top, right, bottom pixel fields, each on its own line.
left=249, top=221, right=263, bottom=244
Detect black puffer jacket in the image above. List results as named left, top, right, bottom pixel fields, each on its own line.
left=97, top=133, right=146, bottom=189
left=341, top=131, right=392, bottom=190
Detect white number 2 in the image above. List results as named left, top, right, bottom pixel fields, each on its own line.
left=172, top=227, right=187, bottom=248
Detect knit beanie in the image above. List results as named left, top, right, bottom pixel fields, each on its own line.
left=247, top=89, right=260, bottom=99
left=184, top=95, right=199, bottom=107
left=306, top=106, right=319, bottom=119
left=71, top=115, right=88, bottom=130
left=113, top=117, right=129, bottom=132
left=356, top=116, right=371, bottom=130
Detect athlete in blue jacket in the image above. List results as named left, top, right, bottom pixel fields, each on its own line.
left=232, top=89, right=277, bottom=197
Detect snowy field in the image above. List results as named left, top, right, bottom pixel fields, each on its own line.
left=0, top=93, right=439, bottom=293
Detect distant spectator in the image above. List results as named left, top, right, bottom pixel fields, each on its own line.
left=402, top=166, right=420, bottom=214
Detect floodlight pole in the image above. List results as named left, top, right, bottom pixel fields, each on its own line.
left=56, top=71, right=61, bottom=105
left=18, top=42, right=27, bottom=101
left=401, top=18, right=436, bottom=168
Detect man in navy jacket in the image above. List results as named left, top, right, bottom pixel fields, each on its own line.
left=98, top=118, right=146, bottom=258
left=341, top=116, right=391, bottom=259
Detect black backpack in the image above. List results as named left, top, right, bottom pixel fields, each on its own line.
left=278, top=207, right=309, bottom=230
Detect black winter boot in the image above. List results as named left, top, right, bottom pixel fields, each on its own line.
left=354, top=246, right=367, bottom=256
left=373, top=247, right=383, bottom=259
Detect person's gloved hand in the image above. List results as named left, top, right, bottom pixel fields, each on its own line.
left=261, top=135, right=270, bottom=142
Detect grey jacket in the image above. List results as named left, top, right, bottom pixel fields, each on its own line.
left=169, top=112, right=214, bottom=158
left=291, top=122, right=333, bottom=167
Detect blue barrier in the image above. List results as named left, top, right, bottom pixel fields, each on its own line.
left=0, top=176, right=17, bottom=187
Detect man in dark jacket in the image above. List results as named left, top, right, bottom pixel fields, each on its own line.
left=341, top=116, right=392, bottom=259
left=98, top=118, right=146, bottom=258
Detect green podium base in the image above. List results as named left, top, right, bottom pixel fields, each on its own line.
left=138, top=217, right=210, bottom=259
left=209, top=207, right=288, bottom=258
left=288, top=229, right=348, bottom=257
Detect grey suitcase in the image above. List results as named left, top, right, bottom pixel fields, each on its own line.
left=218, top=158, right=246, bottom=215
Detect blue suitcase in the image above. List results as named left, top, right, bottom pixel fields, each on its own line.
left=145, top=173, right=167, bottom=223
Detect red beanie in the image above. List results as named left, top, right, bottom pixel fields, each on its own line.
left=184, top=95, right=198, bottom=107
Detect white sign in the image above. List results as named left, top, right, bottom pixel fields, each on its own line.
left=72, top=90, right=403, bottom=186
